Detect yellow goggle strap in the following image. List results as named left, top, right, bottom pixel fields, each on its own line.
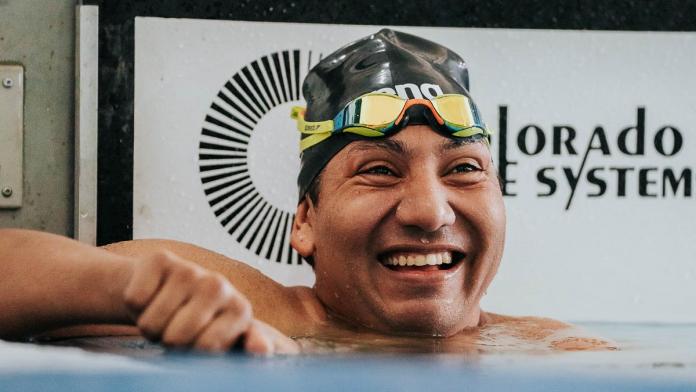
left=294, top=106, right=387, bottom=151
left=300, top=133, right=332, bottom=151
left=291, top=106, right=334, bottom=134
left=292, top=106, right=335, bottom=151
left=451, top=126, right=489, bottom=138
left=299, top=126, right=386, bottom=151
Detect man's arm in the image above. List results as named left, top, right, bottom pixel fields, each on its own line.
left=101, top=239, right=323, bottom=337
left=0, top=229, right=299, bottom=353
left=0, top=229, right=134, bottom=339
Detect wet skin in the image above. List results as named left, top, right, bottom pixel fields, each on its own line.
left=291, top=124, right=506, bottom=337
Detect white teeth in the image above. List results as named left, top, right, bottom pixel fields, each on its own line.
left=426, top=254, right=438, bottom=266
left=385, top=252, right=455, bottom=267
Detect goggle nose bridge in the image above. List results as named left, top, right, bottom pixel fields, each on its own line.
left=395, top=99, right=446, bottom=127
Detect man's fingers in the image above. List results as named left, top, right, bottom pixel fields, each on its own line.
left=123, top=252, right=173, bottom=313
left=120, top=251, right=278, bottom=354
left=244, top=320, right=300, bottom=355
left=272, top=332, right=301, bottom=355
left=160, top=297, right=217, bottom=347
left=136, top=267, right=199, bottom=339
left=243, top=321, right=273, bottom=355
left=193, top=299, right=253, bottom=352
left=160, top=275, right=231, bottom=347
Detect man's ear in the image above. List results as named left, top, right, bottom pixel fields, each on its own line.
left=290, top=197, right=316, bottom=258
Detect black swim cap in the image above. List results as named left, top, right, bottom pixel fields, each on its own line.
left=297, top=28, right=475, bottom=200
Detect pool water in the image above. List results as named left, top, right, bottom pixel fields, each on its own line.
left=0, top=323, right=695, bottom=391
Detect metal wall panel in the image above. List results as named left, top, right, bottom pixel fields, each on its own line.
left=0, top=0, right=75, bottom=235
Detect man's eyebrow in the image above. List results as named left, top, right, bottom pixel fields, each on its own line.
left=349, top=139, right=410, bottom=156
left=441, top=136, right=484, bottom=151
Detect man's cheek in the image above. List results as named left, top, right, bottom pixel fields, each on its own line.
left=472, top=190, right=506, bottom=228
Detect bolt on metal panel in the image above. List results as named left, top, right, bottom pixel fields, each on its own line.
left=0, top=64, right=24, bottom=209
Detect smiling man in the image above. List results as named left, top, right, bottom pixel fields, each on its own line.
left=287, top=29, right=504, bottom=337
left=293, top=127, right=503, bottom=338
left=0, top=29, right=611, bottom=354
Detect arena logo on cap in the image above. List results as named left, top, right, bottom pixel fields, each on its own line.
left=197, top=49, right=320, bottom=265
left=374, top=83, right=444, bottom=99
left=497, top=106, right=692, bottom=210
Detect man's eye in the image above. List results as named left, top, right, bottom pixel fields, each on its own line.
left=450, top=163, right=481, bottom=174
left=363, top=166, right=395, bottom=176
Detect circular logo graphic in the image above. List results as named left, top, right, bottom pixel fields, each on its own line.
left=199, top=50, right=321, bottom=265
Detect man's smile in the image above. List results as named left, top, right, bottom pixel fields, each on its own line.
left=377, top=246, right=467, bottom=274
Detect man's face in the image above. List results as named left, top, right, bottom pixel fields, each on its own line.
left=293, top=125, right=506, bottom=336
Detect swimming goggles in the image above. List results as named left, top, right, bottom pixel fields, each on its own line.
left=291, top=92, right=490, bottom=151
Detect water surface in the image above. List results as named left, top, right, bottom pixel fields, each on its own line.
left=1, top=323, right=695, bottom=391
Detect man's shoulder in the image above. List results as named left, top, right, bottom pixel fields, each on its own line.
left=102, top=238, right=264, bottom=279
left=102, top=238, right=222, bottom=259
left=483, top=312, right=617, bottom=351
left=484, top=312, right=571, bottom=329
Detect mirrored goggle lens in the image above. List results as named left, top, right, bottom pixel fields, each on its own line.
left=431, top=95, right=481, bottom=127
left=344, top=94, right=406, bottom=129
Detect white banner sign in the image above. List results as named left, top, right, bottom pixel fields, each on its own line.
left=134, top=18, right=696, bottom=323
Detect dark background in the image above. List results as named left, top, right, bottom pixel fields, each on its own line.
left=85, top=0, right=696, bottom=245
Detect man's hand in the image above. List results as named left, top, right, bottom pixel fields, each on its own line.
left=123, top=251, right=299, bottom=355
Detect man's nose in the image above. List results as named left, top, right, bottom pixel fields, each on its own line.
left=395, top=174, right=456, bottom=232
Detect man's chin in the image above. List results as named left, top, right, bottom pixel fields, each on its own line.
left=375, top=304, right=480, bottom=337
